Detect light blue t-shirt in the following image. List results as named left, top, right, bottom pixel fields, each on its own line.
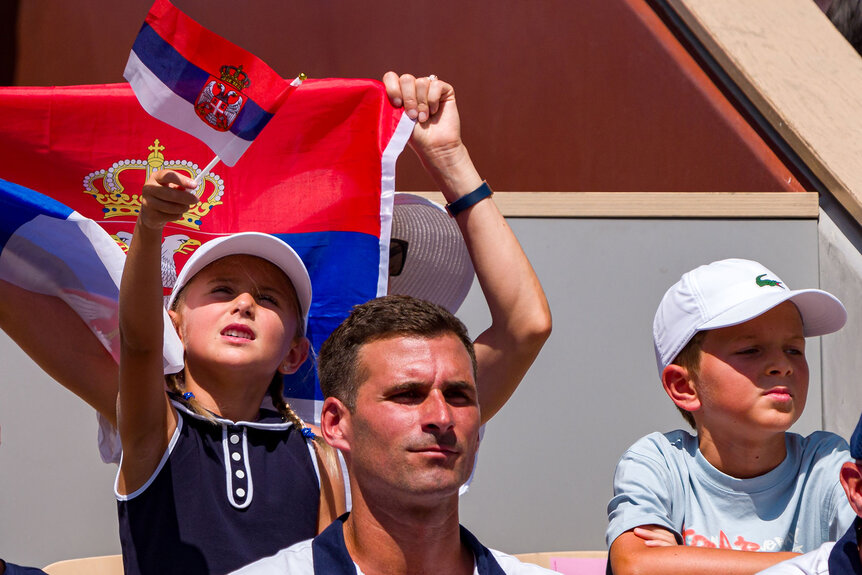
left=606, top=430, right=853, bottom=553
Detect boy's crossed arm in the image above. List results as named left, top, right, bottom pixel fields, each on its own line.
left=609, top=526, right=797, bottom=575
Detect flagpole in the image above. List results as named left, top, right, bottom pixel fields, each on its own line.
left=194, top=156, right=220, bottom=187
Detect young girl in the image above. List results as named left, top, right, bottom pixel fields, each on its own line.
left=116, top=169, right=342, bottom=575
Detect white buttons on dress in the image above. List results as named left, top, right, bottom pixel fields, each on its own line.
left=231, top=452, right=241, bottom=462
left=236, top=488, right=246, bottom=498
left=230, top=434, right=240, bottom=445
left=236, top=469, right=245, bottom=479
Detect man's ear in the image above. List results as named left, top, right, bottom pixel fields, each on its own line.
left=320, top=397, right=351, bottom=453
left=839, top=461, right=862, bottom=516
left=662, top=364, right=701, bottom=414
left=278, top=337, right=310, bottom=375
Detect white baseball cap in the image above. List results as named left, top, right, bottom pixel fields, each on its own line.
left=653, top=258, right=846, bottom=374
left=388, top=193, right=475, bottom=313
left=167, top=232, right=312, bottom=331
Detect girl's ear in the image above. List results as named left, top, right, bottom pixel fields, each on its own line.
left=278, top=336, right=310, bottom=375
left=167, top=309, right=183, bottom=341
left=320, top=397, right=351, bottom=453
left=662, top=364, right=701, bottom=415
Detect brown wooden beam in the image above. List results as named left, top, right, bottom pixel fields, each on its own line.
left=405, top=191, right=819, bottom=218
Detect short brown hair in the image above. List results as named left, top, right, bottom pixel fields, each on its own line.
left=669, top=331, right=706, bottom=428
left=318, top=295, right=476, bottom=410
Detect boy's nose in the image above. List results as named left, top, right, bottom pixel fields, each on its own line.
left=766, top=352, right=793, bottom=376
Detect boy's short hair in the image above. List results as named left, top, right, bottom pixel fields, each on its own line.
left=318, top=294, right=476, bottom=411
left=653, top=258, right=846, bottom=377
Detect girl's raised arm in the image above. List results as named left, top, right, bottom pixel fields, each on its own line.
left=117, top=170, right=198, bottom=493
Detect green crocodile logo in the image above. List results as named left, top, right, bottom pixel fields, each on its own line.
left=755, top=274, right=783, bottom=288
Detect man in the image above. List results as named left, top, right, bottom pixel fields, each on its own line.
left=756, top=412, right=862, bottom=574
left=232, top=295, right=554, bottom=574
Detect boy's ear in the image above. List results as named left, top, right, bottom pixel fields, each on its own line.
left=839, top=461, right=862, bottom=516
left=320, top=397, right=351, bottom=454
left=662, top=364, right=701, bottom=414
left=278, top=337, right=310, bottom=375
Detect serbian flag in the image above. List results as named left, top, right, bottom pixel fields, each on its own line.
left=124, top=0, right=297, bottom=166
left=0, top=80, right=414, bottom=434
left=0, top=178, right=185, bottom=372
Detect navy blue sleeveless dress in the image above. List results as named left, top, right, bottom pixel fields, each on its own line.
left=117, top=401, right=319, bottom=575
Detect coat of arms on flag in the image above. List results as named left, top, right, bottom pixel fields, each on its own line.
left=195, top=65, right=250, bottom=132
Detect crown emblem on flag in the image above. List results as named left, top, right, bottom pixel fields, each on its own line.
left=220, top=64, right=251, bottom=90
left=83, top=139, right=225, bottom=230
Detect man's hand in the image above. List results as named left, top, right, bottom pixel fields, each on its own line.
left=139, top=169, right=198, bottom=231
left=382, top=71, right=468, bottom=183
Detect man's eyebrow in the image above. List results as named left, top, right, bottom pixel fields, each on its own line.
left=442, top=380, right=476, bottom=392
left=385, top=381, right=426, bottom=394
left=384, top=380, right=475, bottom=393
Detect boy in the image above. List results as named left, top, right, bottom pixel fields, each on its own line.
left=607, top=258, right=854, bottom=575
left=758, top=412, right=862, bottom=574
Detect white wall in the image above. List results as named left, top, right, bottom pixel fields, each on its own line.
left=818, top=210, right=862, bottom=439
left=0, top=339, right=119, bottom=566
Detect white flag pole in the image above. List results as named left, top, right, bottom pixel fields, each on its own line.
left=194, top=155, right=221, bottom=187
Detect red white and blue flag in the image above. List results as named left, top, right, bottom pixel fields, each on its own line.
left=124, top=0, right=297, bottom=166
left=0, top=79, right=414, bottom=428
left=0, top=178, right=184, bottom=372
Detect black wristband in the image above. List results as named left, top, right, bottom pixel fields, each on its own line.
left=445, top=181, right=493, bottom=217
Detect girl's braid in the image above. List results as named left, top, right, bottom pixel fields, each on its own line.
left=166, top=372, right=215, bottom=421
left=267, top=376, right=308, bottom=432
left=266, top=376, right=340, bottom=474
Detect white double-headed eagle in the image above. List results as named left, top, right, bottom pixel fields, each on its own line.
left=196, top=80, right=244, bottom=131
left=111, top=232, right=200, bottom=290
